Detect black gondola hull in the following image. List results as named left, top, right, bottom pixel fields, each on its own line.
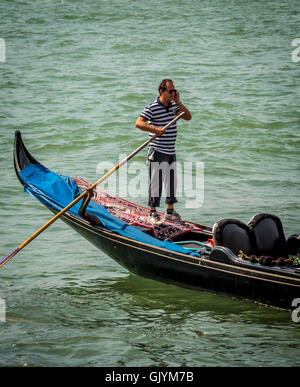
left=13, top=131, right=300, bottom=311
left=61, top=212, right=300, bottom=310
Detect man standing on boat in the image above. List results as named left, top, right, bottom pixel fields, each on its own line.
left=135, top=79, right=192, bottom=225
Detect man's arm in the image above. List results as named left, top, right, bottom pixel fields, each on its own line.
left=173, top=91, right=192, bottom=121
left=135, top=117, right=165, bottom=136
left=177, top=101, right=192, bottom=121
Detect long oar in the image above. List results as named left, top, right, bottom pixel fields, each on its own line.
left=1, top=112, right=185, bottom=269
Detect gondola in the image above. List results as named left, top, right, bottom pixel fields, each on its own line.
left=13, top=131, right=300, bottom=311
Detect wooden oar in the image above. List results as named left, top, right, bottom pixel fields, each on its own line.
left=1, top=112, right=185, bottom=269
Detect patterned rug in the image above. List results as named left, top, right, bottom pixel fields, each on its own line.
left=73, top=177, right=203, bottom=240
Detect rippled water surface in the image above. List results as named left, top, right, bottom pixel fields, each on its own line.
left=0, top=0, right=299, bottom=367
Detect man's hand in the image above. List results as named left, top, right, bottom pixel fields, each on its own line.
left=172, top=90, right=192, bottom=121
left=153, top=127, right=165, bottom=136
left=172, top=89, right=180, bottom=104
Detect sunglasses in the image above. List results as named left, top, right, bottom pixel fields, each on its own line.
left=166, top=89, right=177, bottom=94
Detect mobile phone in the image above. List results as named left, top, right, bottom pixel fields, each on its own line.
left=174, top=90, right=177, bottom=98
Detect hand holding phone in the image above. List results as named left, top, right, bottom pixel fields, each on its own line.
left=173, top=89, right=180, bottom=103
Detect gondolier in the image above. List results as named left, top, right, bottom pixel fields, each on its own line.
left=135, top=79, right=192, bottom=225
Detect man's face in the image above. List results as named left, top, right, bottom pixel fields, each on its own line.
left=163, top=82, right=176, bottom=102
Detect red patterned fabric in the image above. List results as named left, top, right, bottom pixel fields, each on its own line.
left=73, top=177, right=203, bottom=240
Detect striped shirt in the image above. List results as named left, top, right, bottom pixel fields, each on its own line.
left=140, top=97, right=180, bottom=155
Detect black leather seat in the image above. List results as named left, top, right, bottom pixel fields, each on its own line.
left=213, top=213, right=289, bottom=258
left=212, top=218, right=256, bottom=256
left=287, top=234, right=300, bottom=255
left=248, top=213, right=287, bottom=258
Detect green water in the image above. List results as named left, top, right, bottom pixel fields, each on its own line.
left=0, top=0, right=299, bottom=367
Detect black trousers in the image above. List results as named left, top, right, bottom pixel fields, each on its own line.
left=148, top=150, right=177, bottom=208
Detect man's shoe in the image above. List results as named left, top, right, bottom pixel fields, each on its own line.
left=163, top=210, right=182, bottom=223
left=147, top=211, right=163, bottom=226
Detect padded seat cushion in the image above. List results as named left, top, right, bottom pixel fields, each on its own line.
left=287, top=234, right=300, bottom=255
left=212, top=218, right=256, bottom=256
left=248, top=213, right=287, bottom=258
left=213, top=213, right=289, bottom=258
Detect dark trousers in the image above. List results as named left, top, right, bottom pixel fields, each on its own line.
left=148, top=150, right=177, bottom=208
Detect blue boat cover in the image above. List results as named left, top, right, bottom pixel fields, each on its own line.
left=19, top=164, right=200, bottom=257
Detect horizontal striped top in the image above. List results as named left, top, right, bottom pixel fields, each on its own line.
left=140, top=97, right=180, bottom=155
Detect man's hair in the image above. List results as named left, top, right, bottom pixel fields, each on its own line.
left=158, top=79, right=173, bottom=94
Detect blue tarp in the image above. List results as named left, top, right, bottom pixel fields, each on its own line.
left=19, top=164, right=200, bottom=257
